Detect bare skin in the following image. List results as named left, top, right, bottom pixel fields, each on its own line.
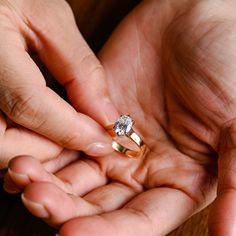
left=0, top=0, right=118, bottom=168
left=5, top=0, right=236, bottom=235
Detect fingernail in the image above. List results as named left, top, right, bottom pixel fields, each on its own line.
left=102, top=98, right=119, bottom=125
left=85, top=142, right=113, bottom=156
left=3, top=182, right=21, bottom=194
left=8, top=168, right=30, bottom=183
left=21, top=194, right=49, bottom=218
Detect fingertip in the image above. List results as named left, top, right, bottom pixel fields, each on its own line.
left=3, top=172, right=21, bottom=194
left=8, top=156, right=38, bottom=186
left=23, top=182, right=56, bottom=203
left=5, top=156, right=32, bottom=187
left=23, top=182, right=78, bottom=225
left=8, top=155, right=48, bottom=188
left=22, top=183, right=55, bottom=219
left=9, top=155, right=38, bottom=174
left=21, top=193, right=50, bottom=218
left=8, top=168, right=30, bottom=186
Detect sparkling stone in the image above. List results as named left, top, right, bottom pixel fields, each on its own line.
left=113, top=115, right=134, bottom=136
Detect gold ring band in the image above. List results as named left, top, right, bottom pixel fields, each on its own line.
left=106, top=115, right=146, bottom=158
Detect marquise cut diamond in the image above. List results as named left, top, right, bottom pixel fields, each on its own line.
left=113, top=115, right=134, bottom=136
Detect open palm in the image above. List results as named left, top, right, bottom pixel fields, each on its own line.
left=7, top=0, right=236, bottom=235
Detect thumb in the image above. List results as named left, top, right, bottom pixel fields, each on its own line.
left=209, top=120, right=236, bottom=236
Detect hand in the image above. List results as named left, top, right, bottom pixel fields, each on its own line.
left=6, top=0, right=236, bottom=235
left=0, top=0, right=118, bottom=168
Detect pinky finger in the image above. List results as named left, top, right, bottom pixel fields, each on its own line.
left=22, top=182, right=100, bottom=226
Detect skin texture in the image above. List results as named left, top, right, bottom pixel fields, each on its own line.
left=5, top=0, right=236, bottom=235
left=0, top=0, right=119, bottom=168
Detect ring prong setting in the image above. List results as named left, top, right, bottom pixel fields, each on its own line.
left=113, top=115, right=134, bottom=137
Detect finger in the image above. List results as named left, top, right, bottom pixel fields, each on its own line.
left=3, top=172, right=20, bottom=194
left=4, top=150, right=79, bottom=193
left=0, top=126, right=62, bottom=169
left=1, top=100, right=61, bottom=164
left=83, top=182, right=138, bottom=212
left=7, top=156, right=74, bottom=194
left=55, top=158, right=107, bottom=196
left=43, top=149, right=80, bottom=173
left=60, top=188, right=198, bottom=236
left=20, top=0, right=118, bottom=125
left=1, top=113, right=83, bottom=170
left=21, top=181, right=137, bottom=226
left=1, top=103, right=62, bottom=169
left=0, top=32, right=112, bottom=155
left=7, top=155, right=107, bottom=196
left=21, top=182, right=100, bottom=226
left=209, top=121, right=236, bottom=236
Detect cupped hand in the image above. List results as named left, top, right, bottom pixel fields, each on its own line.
left=0, top=0, right=118, bottom=168
left=6, top=0, right=236, bottom=235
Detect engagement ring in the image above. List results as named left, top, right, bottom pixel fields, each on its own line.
left=106, top=115, right=146, bottom=158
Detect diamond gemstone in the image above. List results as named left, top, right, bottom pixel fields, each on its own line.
left=113, top=115, right=134, bottom=136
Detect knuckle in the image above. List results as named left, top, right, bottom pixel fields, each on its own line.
left=58, top=132, right=81, bottom=149
left=6, top=94, right=34, bottom=118
left=79, top=51, right=104, bottom=79
left=80, top=51, right=97, bottom=66
left=1, top=89, right=41, bottom=128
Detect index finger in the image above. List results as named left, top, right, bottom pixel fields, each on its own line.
left=0, top=16, right=112, bottom=155
left=60, top=188, right=199, bottom=236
